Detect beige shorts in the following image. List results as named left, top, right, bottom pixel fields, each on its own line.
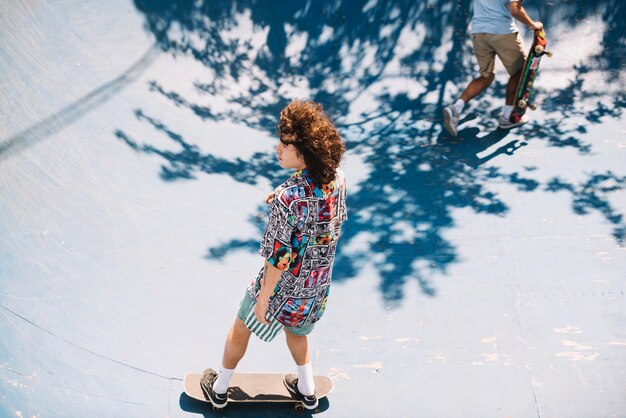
left=471, top=32, right=526, bottom=78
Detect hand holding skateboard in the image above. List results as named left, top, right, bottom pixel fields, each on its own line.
left=509, top=27, right=553, bottom=123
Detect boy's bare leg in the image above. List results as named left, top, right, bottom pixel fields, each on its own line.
left=222, top=318, right=252, bottom=369
left=284, top=329, right=316, bottom=398
left=460, top=73, right=495, bottom=104
left=285, top=329, right=310, bottom=365
left=443, top=73, right=495, bottom=136
left=207, top=318, right=251, bottom=397
left=505, top=70, right=523, bottom=106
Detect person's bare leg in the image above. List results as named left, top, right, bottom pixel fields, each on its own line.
left=209, top=318, right=251, bottom=399
left=505, top=70, right=523, bottom=106
left=222, top=317, right=252, bottom=369
left=443, top=73, right=494, bottom=136
left=285, top=329, right=310, bottom=365
left=284, top=329, right=316, bottom=398
left=460, top=73, right=495, bottom=104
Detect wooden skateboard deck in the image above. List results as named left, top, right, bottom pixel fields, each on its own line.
left=509, top=29, right=553, bottom=123
left=183, top=371, right=333, bottom=411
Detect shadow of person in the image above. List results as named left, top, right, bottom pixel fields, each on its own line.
left=435, top=126, right=526, bottom=168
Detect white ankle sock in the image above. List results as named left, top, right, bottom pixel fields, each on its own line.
left=454, top=99, right=465, bottom=114
left=503, top=105, right=513, bottom=119
left=213, top=366, right=234, bottom=394
left=297, top=363, right=315, bottom=396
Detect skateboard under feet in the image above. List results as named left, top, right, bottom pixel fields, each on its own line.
left=183, top=371, right=334, bottom=412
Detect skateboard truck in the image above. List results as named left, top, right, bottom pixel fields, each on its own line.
left=517, top=100, right=538, bottom=111
left=534, top=44, right=554, bottom=57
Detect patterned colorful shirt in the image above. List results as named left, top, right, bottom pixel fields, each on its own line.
left=248, top=168, right=348, bottom=328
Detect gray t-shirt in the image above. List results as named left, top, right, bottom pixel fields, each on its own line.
left=471, top=0, right=520, bottom=34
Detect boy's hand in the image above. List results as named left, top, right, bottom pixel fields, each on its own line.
left=265, top=191, right=276, bottom=205
left=254, top=296, right=270, bottom=325
left=255, top=261, right=281, bottom=325
left=530, top=21, right=543, bottom=31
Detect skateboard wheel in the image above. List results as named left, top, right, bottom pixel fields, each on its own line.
left=534, top=45, right=544, bottom=54
left=518, top=99, right=527, bottom=109
left=529, top=103, right=537, bottom=111
left=545, top=50, right=554, bottom=57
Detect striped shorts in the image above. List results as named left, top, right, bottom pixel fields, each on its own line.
left=237, top=291, right=314, bottom=342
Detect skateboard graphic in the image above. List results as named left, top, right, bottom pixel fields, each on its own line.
left=509, top=29, right=553, bottom=123
left=183, top=371, right=334, bottom=412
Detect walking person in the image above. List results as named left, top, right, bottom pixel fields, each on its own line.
left=200, top=99, right=347, bottom=410
left=443, top=0, right=543, bottom=136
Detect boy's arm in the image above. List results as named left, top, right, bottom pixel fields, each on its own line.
left=509, top=1, right=543, bottom=31
left=254, top=260, right=282, bottom=325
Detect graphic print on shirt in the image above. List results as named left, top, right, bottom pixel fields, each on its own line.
left=276, top=296, right=315, bottom=327
left=251, top=169, right=348, bottom=328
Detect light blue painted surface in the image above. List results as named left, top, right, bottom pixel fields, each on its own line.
left=1, top=1, right=625, bottom=417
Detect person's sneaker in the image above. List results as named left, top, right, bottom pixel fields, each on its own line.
left=200, top=368, right=228, bottom=408
left=442, top=104, right=460, bottom=136
left=498, top=114, right=529, bottom=129
left=284, top=374, right=318, bottom=410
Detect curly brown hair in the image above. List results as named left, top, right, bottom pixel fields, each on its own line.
left=277, top=99, right=345, bottom=185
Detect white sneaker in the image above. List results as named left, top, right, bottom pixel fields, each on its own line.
left=498, top=114, right=529, bottom=130
left=442, top=105, right=460, bottom=136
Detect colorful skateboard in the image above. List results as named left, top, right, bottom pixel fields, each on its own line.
left=183, top=371, right=334, bottom=412
left=509, top=29, right=553, bottom=123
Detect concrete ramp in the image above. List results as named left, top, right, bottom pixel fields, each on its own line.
left=1, top=1, right=624, bottom=417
